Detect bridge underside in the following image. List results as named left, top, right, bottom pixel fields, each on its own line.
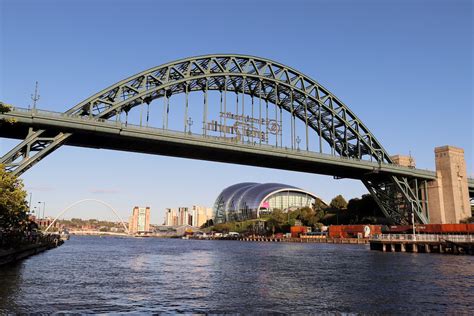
left=0, top=117, right=434, bottom=181
left=1, top=111, right=436, bottom=225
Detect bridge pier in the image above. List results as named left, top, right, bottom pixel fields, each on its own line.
left=427, top=146, right=471, bottom=224
left=425, top=244, right=431, bottom=253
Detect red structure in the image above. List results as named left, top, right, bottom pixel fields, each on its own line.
left=290, top=226, right=311, bottom=238
left=328, top=225, right=382, bottom=238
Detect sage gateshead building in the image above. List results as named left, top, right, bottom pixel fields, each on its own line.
left=213, top=183, right=326, bottom=224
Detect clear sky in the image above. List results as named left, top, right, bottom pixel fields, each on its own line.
left=1, top=0, right=472, bottom=225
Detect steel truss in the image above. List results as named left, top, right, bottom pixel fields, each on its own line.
left=1, top=54, right=429, bottom=223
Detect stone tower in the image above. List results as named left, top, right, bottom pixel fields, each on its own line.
left=428, top=146, right=471, bottom=223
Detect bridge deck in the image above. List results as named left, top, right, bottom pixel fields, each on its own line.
left=0, top=108, right=439, bottom=181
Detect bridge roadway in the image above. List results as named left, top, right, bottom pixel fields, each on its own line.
left=1, top=107, right=438, bottom=181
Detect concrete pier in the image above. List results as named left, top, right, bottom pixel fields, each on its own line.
left=370, top=234, right=473, bottom=255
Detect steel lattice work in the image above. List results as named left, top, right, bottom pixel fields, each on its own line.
left=1, top=54, right=432, bottom=224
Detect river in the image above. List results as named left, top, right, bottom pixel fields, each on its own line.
left=0, top=236, right=473, bottom=313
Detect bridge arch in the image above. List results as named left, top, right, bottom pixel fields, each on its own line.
left=66, top=54, right=392, bottom=164
left=44, top=199, right=129, bottom=234
left=0, top=54, right=432, bottom=224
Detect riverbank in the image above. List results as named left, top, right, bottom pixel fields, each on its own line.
left=0, top=235, right=63, bottom=266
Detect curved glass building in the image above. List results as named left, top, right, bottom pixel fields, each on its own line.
left=213, top=183, right=325, bottom=223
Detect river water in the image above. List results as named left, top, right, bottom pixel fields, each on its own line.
left=0, top=236, right=473, bottom=314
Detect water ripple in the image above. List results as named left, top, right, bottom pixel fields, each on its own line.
left=0, top=236, right=473, bottom=313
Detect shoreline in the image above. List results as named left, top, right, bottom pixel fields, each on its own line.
left=0, top=236, right=63, bottom=266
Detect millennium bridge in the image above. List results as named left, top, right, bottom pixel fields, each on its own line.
left=1, top=54, right=472, bottom=224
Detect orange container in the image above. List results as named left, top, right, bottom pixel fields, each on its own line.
left=328, top=225, right=381, bottom=238
left=440, top=224, right=468, bottom=233
left=290, top=226, right=309, bottom=238
left=467, top=224, right=474, bottom=233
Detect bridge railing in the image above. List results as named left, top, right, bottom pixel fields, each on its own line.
left=372, top=234, right=474, bottom=243
left=5, top=107, right=437, bottom=176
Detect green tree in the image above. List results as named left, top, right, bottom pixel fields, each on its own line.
left=0, top=164, right=30, bottom=233
left=0, top=102, right=11, bottom=114
left=330, top=195, right=348, bottom=210
left=267, top=209, right=287, bottom=231
left=0, top=102, right=16, bottom=125
left=312, top=198, right=327, bottom=212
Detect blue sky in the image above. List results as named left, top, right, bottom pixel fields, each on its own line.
left=1, top=0, right=472, bottom=224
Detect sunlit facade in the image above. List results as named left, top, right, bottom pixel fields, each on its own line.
left=213, top=183, right=325, bottom=223
left=129, top=206, right=151, bottom=233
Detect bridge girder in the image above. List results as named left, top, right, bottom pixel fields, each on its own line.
left=66, top=55, right=390, bottom=163
left=1, top=54, right=433, bottom=224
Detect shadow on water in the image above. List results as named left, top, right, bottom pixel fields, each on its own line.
left=0, top=261, right=23, bottom=313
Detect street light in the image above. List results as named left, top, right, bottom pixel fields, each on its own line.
left=38, top=201, right=46, bottom=219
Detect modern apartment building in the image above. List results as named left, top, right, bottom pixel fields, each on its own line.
left=129, top=206, right=151, bottom=234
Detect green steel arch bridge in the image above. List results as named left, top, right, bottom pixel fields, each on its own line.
left=0, top=54, right=472, bottom=224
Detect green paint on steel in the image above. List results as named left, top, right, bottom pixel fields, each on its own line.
left=1, top=54, right=460, bottom=225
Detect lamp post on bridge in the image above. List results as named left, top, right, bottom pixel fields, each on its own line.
left=187, top=117, right=193, bottom=135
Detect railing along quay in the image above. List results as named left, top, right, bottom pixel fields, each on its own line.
left=369, top=234, right=474, bottom=255
left=237, top=236, right=369, bottom=244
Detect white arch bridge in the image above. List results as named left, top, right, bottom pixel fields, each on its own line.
left=44, top=199, right=129, bottom=234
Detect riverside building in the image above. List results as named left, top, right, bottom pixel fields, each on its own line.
left=164, top=205, right=213, bottom=227
left=129, top=206, right=151, bottom=234
left=213, top=183, right=326, bottom=224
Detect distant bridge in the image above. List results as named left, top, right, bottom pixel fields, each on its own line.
left=1, top=54, right=472, bottom=224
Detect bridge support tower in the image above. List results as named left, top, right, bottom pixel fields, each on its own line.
left=428, top=146, right=471, bottom=223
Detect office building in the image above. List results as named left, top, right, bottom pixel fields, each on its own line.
left=163, top=205, right=213, bottom=227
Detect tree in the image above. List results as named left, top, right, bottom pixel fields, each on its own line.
left=266, top=209, right=287, bottom=232
left=330, top=195, right=347, bottom=210
left=0, top=164, right=30, bottom=233
left=0, top=102, right=16, bottom=125
left=312, top=198, right=327, bottom=212
left=0, top=102, right=11, bottom=114
left=200, top=219, right=214, bottom=229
